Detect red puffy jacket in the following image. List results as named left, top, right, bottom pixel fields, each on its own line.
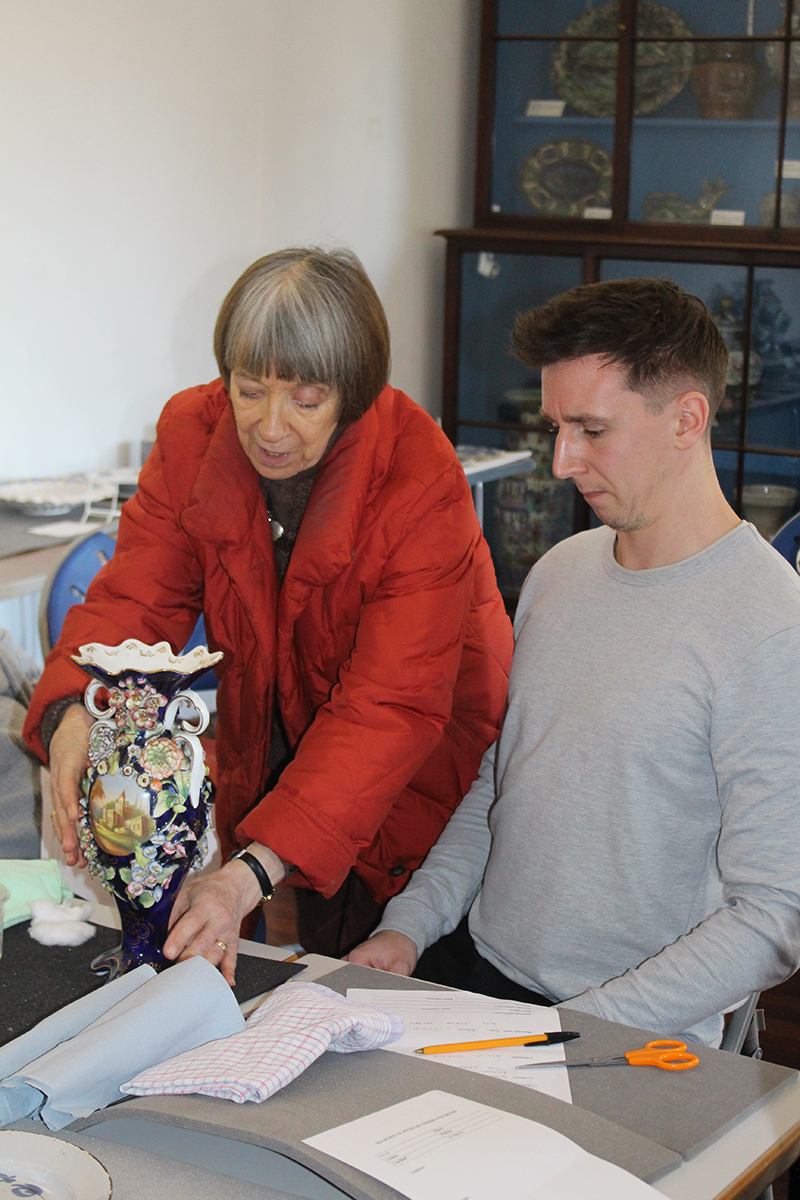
left=24, top=381, right=513, bottom=902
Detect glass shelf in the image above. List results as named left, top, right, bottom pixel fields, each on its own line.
left=516, top=117, right=800, bottom=129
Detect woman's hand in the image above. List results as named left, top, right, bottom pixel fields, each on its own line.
left=48, top=704, right=94, bottom=868
left=163, top=859, right=263, bottom=986
left=346, top=930, right=419, bottom=976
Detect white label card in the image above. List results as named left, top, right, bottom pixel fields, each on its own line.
left=710, top=209, right=746, bottom=226
left=526, top=99, right=566, bottom=117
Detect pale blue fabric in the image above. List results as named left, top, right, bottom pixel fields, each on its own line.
left=0, top=957, right=244, bottom=1129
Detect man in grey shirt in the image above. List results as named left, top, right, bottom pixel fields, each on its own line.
left=348, top=278, right=800, bottom=1045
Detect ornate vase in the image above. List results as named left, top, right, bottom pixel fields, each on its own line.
left=765, top=12, right=800, bottom=121
left=72, top=639, right=223, bottom=980
left=691, top=59, right=759, bottom=120
left=493, top=391, right=575, bottom=594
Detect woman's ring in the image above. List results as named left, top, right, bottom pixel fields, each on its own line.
left=215, top=939, right=227, bottom=951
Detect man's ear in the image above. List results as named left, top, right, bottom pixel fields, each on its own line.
left=674, top=391, right=709, bottom=449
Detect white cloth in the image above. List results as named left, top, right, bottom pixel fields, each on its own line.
left=0, top=957, right=244, bottom=1128
left=122, top=981, right=404, bottom=1103
left=28, top=898, right=96, bottom=946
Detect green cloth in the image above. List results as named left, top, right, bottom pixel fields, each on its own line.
left=0, top=860, right=72, bottom=927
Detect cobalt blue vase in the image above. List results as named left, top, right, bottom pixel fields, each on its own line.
left=72, top=639, right=222, bottom=980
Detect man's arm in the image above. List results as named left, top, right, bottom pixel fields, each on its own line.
left=561, top=625, right=800, bottom=1039
left=348, top=740, right=497, bottom=971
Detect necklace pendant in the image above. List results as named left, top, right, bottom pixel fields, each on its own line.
left=269, top=517, right=285, bottom=542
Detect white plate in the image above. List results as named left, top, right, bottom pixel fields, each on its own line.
left=0, top=470, right=137, bottom=516
left=0, top=1131, right=111, bottom=1200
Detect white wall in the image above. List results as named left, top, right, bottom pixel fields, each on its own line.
left=0, top=0, right=478, bottom=479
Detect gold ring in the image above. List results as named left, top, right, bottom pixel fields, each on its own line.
left=214, top=939, right=227, bottom=951
left=50, top=811, right=58, bottom=824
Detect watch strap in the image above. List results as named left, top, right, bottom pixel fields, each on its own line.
left=229, top=848, right=275, bottom=902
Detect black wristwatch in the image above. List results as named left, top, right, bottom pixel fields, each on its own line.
left=228, top=848, right=275, bottom=902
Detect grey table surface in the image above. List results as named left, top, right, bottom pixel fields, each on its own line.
left=319, top=965, right=798, bottom=1161
left=10, top=954, right=798, bottom=1200
left=0, top=507, right=85, bottom=559
left=75, top=964, right=740, bottom=1199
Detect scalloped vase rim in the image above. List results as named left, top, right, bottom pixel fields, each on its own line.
left=73, top=639, right=223, bottom=674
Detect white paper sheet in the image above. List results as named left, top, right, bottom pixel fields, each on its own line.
left=346, top=988, right=572, bottom=1104
left=28, top=519, right=109, bottom=537
left=304, top=1089, right=660, bottom=1200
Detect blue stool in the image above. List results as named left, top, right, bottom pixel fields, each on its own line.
left=39, top=529, right=119, bottom=655
left=38, top=527, right=218, bottom=689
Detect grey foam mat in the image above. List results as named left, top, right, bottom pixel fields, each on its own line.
left=71, top=960, right=798, bottom=1200
left=77, top=1064, right=680, bottom=1200
left=75, top=971, right=681, bottom=1196
left=319, top=963, right=798, bottom=1161
left=0, top=921, right=305, bottom=1046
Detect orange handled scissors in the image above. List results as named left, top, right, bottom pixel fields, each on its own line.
left=518, top=1039, right=699, bottom=1072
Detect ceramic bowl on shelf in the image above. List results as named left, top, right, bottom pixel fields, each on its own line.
left=742, top=484, right=799, bottom=541
left=0, top=469, right=139, bottom=517
left=765, top=11, right=800, bottom=120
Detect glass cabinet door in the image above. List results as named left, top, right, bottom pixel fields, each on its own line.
left=632, top=0, right=788, bottom=229
left=445, top=240, right=800, bottom=593
left=483, top=0, right=800, bottom=233
left=740, top=267, right=800, bottom=536
left=456, top=251, right=582, bottom=431
left=454, top=250, right=584, bottom=595
left=491, top=32, right=615, bottom=220
left=491, top=0, right=619, bottom=221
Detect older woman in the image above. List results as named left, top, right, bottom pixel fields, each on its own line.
left=24, top=247, right=512, bottom=980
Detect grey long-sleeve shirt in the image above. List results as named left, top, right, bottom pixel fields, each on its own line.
left=377, top=523, right=800, bottom=1045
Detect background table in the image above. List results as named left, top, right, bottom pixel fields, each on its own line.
left=0, top=509, right=83, bottom=662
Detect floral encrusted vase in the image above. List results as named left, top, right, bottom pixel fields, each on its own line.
left=72, top=639, right=223, bottom=980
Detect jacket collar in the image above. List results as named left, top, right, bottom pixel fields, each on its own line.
left=287, top=399, right=385, bottom=588
left=180, top=398, right=268, bottom=550
left=181, top=384, right=396, bottom=588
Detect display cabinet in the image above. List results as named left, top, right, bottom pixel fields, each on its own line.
left=479, top=0, right=800, bottom=237
left=440, top=0, right=800, bottom=600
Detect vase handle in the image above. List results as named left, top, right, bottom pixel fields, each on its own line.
left=163, top=689, right=210, bottom=736
left=84, top=678, right=113, bottom=718
left=174, top=732, right=206, bottom=809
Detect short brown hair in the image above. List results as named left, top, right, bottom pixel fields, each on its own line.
left=214, top=246, right=390, bottom=425
left=511, top=278, right=729, bottom=422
